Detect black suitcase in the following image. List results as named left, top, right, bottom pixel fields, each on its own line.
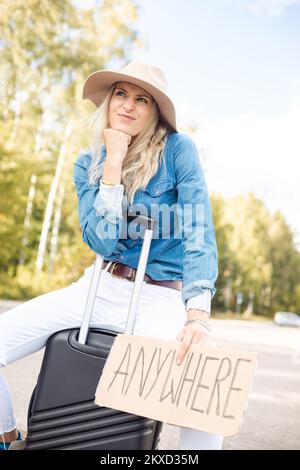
left=25, top=214, right=163, bottom=450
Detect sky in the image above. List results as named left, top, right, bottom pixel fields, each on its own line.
left=75, top=0, right=300, bottom=245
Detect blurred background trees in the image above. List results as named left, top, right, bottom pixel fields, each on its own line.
left=211, top=193, right=300, bottom=316
left=0, top=0, right=140, bottom=295
left=0, top=0, right=299, bottom=316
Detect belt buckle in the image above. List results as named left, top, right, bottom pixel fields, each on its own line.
left=110, top=262, right=124, bottom=279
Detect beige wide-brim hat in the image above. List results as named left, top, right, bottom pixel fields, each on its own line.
left=82, top=61, right=177, bottom=132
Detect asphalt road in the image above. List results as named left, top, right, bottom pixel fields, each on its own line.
left=1, top=300, right=300, bottom=450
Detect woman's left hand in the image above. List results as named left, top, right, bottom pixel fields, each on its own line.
left=176, top=309, right=211, bottom=365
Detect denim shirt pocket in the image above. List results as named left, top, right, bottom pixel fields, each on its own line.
left=143, top=178, right=176, bottom=199
left=142, top=178, right=176, bottom=240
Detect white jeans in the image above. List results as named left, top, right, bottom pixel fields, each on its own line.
left=0, top=263, right=223, bottom=450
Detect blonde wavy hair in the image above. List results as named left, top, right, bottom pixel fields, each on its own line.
left=86, top=83, right=171, bottom=205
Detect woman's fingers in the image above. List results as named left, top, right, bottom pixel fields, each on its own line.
left=176, top=330, right=185, bottom=342
left=176, top=326, right=210, bottom=365
left=190, top=331, right=205, bottom=344
left=176, top=329, right=193, bottom=365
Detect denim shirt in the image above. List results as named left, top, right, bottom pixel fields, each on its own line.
left=73, top=132, right=218, bottom=309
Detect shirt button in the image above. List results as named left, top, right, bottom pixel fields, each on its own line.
left=120, top=255, right=124, bottom=260
left=155, top=190, right=160, bottom=195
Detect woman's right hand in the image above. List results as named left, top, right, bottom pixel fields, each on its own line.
left=103, top=128, right=132, bottom=166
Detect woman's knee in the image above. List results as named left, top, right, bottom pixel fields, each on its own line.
left=0, top=285, right=83, bottom=364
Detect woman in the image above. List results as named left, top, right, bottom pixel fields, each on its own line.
left=0, top=61, right=222, bottom=450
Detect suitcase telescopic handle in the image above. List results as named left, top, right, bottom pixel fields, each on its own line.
left=78, top=213, right=156, bottom=345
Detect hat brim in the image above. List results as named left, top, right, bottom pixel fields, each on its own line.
left=82, top=70, right=177, bottom=132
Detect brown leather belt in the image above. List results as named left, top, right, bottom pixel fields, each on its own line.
left=103, top=261, right=182, bottom=292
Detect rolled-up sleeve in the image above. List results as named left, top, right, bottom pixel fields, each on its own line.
left=73, top=153, right=124, bottom=257
left=94, top=182, right=124, bottom=222
left=173, top=134, right=218, bottom=308
left=186, top=290, right=212, bottom=315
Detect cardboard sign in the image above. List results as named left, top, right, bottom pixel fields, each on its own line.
left=95, top=334, right=258, bottom=436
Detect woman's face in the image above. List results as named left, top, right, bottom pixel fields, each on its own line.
left=108, top=81, right=154, bottom=140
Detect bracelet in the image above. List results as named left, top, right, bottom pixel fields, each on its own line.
left=184, top=318, right=211, bottom=332
left=102, top=179, right=117, bottom=187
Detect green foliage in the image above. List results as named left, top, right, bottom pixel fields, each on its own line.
left=0, top=0, right=140, bottom=294
left=212, top=192, right=300, bottom=316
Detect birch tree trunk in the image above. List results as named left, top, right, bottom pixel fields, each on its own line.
left=48, top=177, right=66, bottom=275
left=18, top=174, right=37, bottom=265
left=7, top=88, right=25, bottom=146
left=18, top=122, right=44, bottom=265
left=35, top=120, right=73, bottom=273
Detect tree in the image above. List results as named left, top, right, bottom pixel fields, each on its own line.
left=0, top=0, right=142, bottom=297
